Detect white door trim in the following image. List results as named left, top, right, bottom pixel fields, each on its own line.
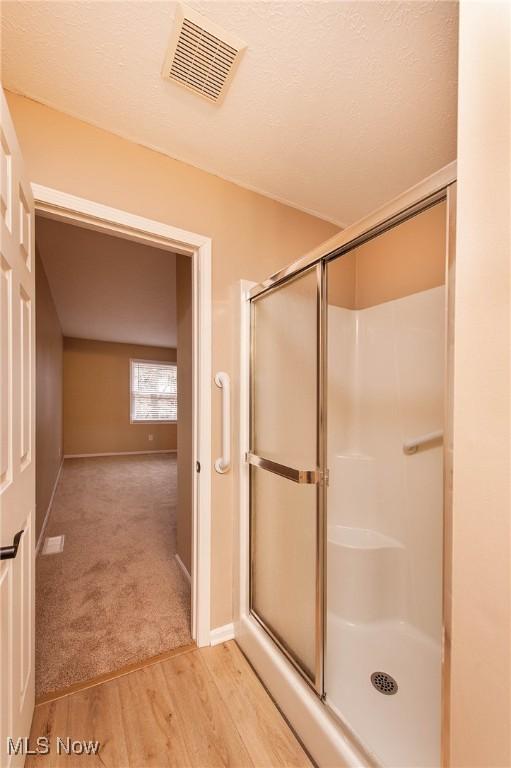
left=237, top=280, right=254, bottom=624
left=31, top=183, right=212, bottom=648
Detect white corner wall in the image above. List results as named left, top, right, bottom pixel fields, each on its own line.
left=328, top=286, right=445, bottom=640
left=450, top=2, right=511, bottom=766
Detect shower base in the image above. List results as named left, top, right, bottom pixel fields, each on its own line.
left=325, top=615, right=441, bottom=768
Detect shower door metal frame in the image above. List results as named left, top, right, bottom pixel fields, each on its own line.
left=248, top=261, right=327, bottom=695
left=245, top=160, right=457, bottom=766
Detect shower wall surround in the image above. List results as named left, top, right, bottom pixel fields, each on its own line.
left=327, top=286, right=444, bottom=639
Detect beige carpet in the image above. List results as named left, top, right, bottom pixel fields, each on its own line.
left=36, top=454, right=191, bottom=696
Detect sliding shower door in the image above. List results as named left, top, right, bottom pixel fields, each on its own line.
left=248, top=264, right=325, bottom=690
left=243, top=181, right=454, bottom=768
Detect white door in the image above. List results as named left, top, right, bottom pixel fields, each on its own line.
left=0, top=88, right=36, bottom=766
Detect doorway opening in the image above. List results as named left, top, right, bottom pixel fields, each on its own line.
left=32, top=186, right=212, bottom=700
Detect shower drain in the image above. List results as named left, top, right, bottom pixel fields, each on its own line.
left=370, top=671, right=398, bottom=695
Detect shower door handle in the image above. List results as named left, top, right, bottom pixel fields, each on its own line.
left=246, top=453, right=324, bottom=485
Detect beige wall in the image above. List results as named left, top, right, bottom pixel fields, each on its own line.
left=63, top=337, right=177, bottom=455
left=176, top=255, right=193, bottom=574
left=35, top=249, right=63, bottom=541
left=449, top=2, right=511, bottom=766
left=328, top=201, right=446, bottom=309
left=7, top=90, right=338, bottom=627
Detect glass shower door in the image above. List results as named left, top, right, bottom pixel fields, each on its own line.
left=248, top=264, right=325, bottom=690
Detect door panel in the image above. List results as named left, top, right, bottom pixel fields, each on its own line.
left=0, top=87, right=36, bottom=768
left=19, top=288, right=31, bottom=467
left=251, top=466, right=317, bottom=678
left=252, top=268, right=318, bottom=468
left=1, top=255, right=11, bottom=488
left=249, top=265, right=323, bottom=688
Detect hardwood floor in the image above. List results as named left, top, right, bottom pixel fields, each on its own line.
left=27, top=641, right=312, bottom=767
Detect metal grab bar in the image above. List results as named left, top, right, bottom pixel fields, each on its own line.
left=214, top=372, right=231, bottom=473
left=246, top=452, right=323, bottom=484
left=403, top=430, right=443, bottom=455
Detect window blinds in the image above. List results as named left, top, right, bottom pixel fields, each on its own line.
left=131, top=360, right=177, bottom=422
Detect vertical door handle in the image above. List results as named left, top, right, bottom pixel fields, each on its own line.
left=0, top=530, right=24, bottom=560
left=214, top=371, right=231, bottom=473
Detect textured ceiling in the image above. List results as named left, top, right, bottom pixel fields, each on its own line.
left=37, top=217, right=178, bottom=348
left=2, top=1, right=458, bottom=225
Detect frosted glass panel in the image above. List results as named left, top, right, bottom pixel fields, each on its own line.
left=251, top=466, right=317, bottom=678
left=250, top=266, right=319, bottom=683
left=252, top=268, right=318, bottom=468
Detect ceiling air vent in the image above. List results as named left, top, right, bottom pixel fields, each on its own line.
left=162, top=4, right=246, bottom=104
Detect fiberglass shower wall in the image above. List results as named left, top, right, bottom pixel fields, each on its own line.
left=325, top=201, right=446, bottom=768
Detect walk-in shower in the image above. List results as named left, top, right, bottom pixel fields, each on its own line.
left=238, top=165, right=456, bottom=768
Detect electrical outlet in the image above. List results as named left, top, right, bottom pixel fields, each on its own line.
left=148, top=434, right=154, bottom=442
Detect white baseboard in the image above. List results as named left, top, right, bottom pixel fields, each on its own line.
left=64, top=449, right=177, bottom=459
left=210, top=623, right=235, bottom=646
left=175, top=553, right=191, bottom=584
left=36, top=459, right=64, bottom=556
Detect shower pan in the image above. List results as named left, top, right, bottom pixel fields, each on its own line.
left=236, top=163, right=457, bottom=768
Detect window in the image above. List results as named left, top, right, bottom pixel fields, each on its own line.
left=130, top=359, right=177, bottom=423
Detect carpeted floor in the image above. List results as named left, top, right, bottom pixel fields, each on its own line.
left=36, top=454, right=191, bottom=696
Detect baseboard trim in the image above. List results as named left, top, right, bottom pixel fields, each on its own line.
left=36, top=459, right=64, bottom=557
left=64, top=449, right=177, bottom=459
left=175, top=553, right=191, bottom=584
left=210, top=623, right=235, bottom=646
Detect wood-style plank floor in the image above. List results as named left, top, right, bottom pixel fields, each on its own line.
left=27, top=641, right=312, bottom=768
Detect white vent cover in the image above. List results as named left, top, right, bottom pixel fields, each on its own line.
left=42, top=535, right=65, bottom=555
left=162, top=4, right=246, bottom=103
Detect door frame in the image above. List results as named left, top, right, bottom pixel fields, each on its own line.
left=32, top=183, right=212, bottom=648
